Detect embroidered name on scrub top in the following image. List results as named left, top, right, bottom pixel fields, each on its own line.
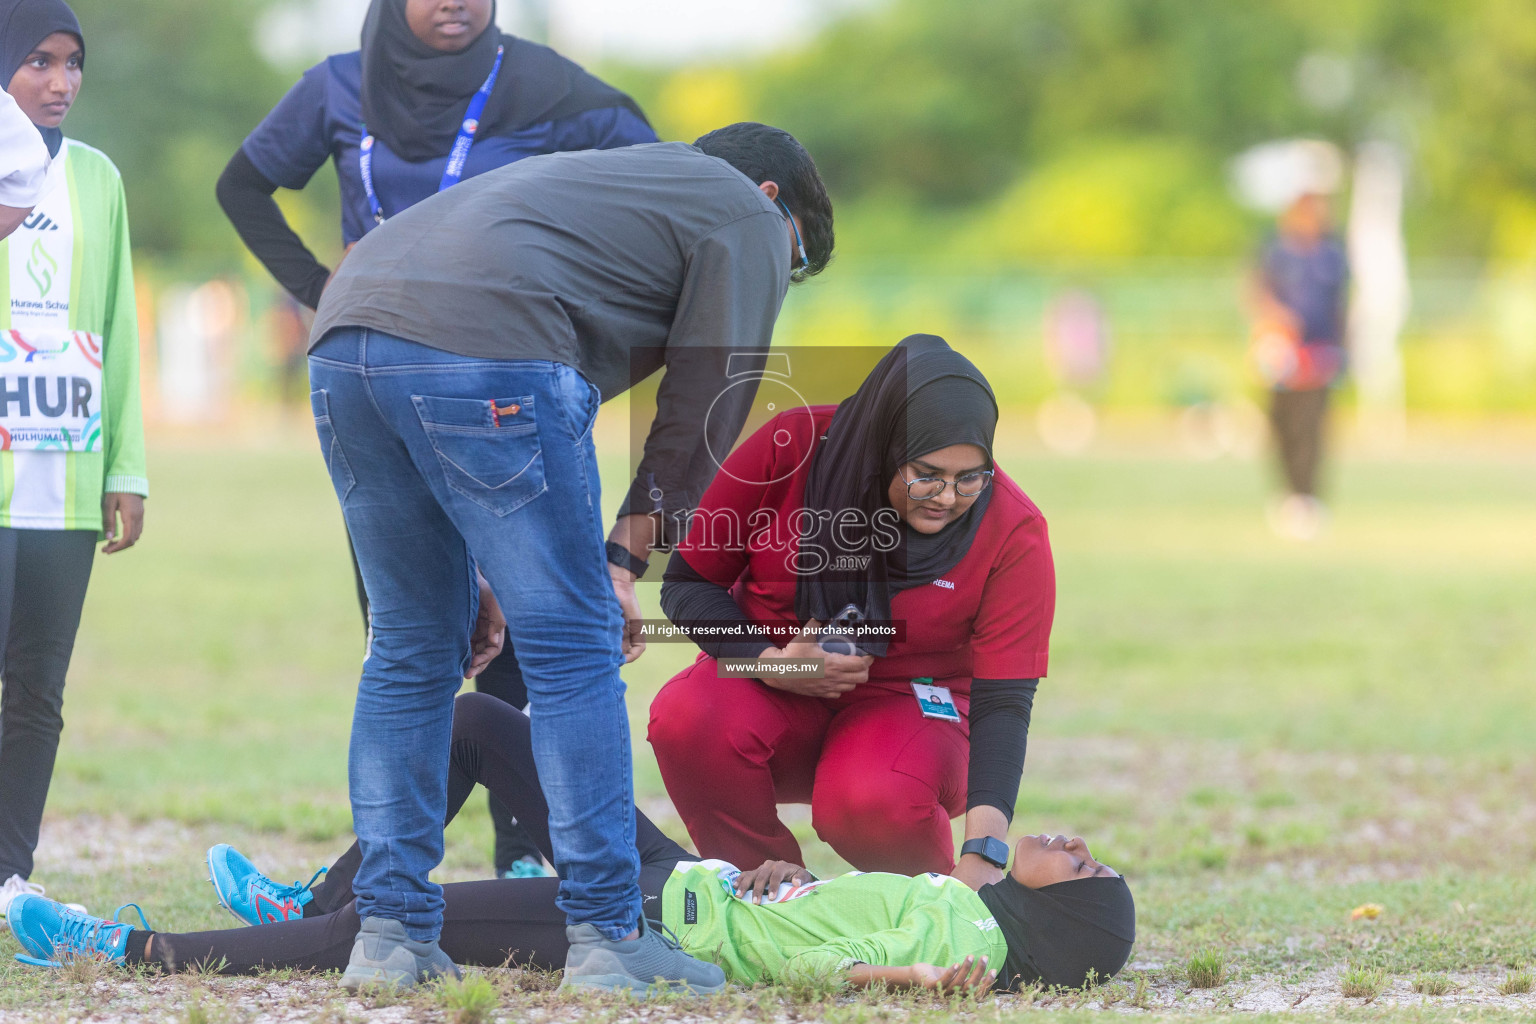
left=2, top=144, right=103, bottom=455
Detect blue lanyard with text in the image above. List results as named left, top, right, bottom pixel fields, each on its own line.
left=359, top=44, right=505, bottom=226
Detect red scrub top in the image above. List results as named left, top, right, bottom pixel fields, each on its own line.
left=676, top=407, right=1055, bottom=699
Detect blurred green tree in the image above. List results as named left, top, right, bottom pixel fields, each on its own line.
left=43, top=0, right=1536, bottom=268
left=617, top=0, right=1536, bottom=265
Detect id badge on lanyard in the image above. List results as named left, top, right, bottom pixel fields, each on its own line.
left=911, top=678, right=961, bottom=723
left=359, top=44, right=505, bottom=226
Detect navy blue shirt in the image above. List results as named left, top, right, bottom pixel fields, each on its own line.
left=1260, top=234, right=1350, bottom=347
left=241, top=52, right=657, bottom=245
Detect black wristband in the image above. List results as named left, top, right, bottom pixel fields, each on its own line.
left=605, top=541, right=649, bottom=579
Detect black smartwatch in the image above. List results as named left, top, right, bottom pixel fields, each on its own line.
left=959, top=836, right=1010, bottom=869
left=605, top=541, right=649, bottom=579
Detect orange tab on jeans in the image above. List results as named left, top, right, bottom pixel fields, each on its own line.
left=489, top=401, right=521, bottom=426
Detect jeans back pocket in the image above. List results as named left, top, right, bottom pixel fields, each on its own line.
left=412, top=394, right=547, bottom=517
left=310, top=389, right=356, bottom=503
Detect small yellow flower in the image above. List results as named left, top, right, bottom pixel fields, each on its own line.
left=1350, top=903, right=1383, bottom=921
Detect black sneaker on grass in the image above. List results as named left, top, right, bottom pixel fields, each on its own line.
left=560, top=917, right=726, bottom=995
left=339, top=917, right=461, bottom=992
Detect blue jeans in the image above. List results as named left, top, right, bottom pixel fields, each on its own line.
left=308, top=327, right=641, bottom=943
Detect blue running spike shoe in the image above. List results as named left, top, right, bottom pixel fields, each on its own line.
left=207, top=844, right=325, bottom=927
left=502, top=856, right=554, bottom=880
left=8, top=895, right=150, bottom=968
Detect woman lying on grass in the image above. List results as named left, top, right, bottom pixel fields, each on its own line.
left=7, top=693, right=1134, bottom=995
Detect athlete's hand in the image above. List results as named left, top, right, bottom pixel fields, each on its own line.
left=757, top=621, right=871, bottom=697
left=100, top=493, right=144, bottom=554
left=610, top=565, right=647, bottom=664
left=910, top=956, right=996, bottom=997
left=733, top=860, right=814, bottom=904
left=467, top=573, right=506, bottom=677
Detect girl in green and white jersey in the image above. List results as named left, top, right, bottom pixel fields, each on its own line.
left=0, top=0, right=147, bottom=926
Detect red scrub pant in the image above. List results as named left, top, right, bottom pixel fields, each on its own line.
left=647, top=655, right=969, bottom=875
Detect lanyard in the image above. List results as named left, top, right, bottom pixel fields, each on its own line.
left=359, top=44, right=505, bottom=226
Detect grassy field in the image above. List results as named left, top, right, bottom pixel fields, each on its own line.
left=1, top=410, right=1534, bottom=1022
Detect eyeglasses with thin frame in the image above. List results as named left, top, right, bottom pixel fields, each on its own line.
left=902, top=469, right=994, bottom=501
left=776, top=197, right=810, bottom=273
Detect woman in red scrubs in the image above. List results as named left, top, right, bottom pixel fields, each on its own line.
left=649, top=335, right=1056, bottom=884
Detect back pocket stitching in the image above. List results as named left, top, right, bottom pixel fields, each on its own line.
left=434, top=444, right=541, bottom=493
left=310, top=391, right=356, bottom=504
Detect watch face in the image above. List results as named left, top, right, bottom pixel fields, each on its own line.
left=965, top=837, right=1009, bottom=867
left=984, top=837, right=1010, bottom=866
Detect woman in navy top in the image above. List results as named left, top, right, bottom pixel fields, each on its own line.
left=217, top=0, right=655, bottom=309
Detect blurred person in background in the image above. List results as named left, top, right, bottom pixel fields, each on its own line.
left=0, top=0, right=148, bottom=927
left=1249, top=191, right=1349, bottom=539
left=216, top=0, right=657, bottom=882
left=0, top=85, right=50, bottom=238
left=649, top=335, right=1054, bottom=885
left=267, top=294, right=311, bottom=411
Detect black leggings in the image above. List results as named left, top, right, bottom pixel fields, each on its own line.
left=0, top=529, right=96, bottom=880
left=138, top=693, right=689, bottom=974
left=1269, top=387, right=1330, bottom=497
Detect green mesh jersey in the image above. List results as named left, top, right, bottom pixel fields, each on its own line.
left=660, top=860, right=1009, bottom=985
left=0, top=138, right=147, bottom=530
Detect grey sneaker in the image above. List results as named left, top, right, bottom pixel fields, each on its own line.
left=560, top=917, right=726, bottom=995
left=339, top=916, right=461, bottom=992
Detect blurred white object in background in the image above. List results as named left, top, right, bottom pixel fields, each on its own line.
left=1230, top=139, right=1345, bottom=214
left=1346, top=140, right=1410, bottom=450
left=158, top=281, right=240, bottom=424
left=254, top=0, right=843, bottom=65
left=1177, top=398, right=1267, bottom=461
left=1036, top=392, right=1096, bottom=455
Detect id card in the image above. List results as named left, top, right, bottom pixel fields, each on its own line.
left=911, top=681, right=961, bottom=722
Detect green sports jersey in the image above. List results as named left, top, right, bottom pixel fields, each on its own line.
left=0, top=138, right=147, bottom=530
left=660, top=860, right=1009, bottom=985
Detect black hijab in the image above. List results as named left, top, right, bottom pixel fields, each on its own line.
left=359, top=0, right=648, bottom=163
left=0, top=0, right=82, bottom=158
left=796, top=335, right=998, bottom=652
left=978, top=875, right=1137, bottom=991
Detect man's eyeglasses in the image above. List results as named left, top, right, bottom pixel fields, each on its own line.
left=902, top=469, right=994, bottom=501
left=776, top=197, right=810, bottom=273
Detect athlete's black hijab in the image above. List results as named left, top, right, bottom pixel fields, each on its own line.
left=796, top=335, right=998, bottom=652
left=359, top=0, right=648, bottom=163
left=978, top=874, right=1137, bottom=991
left=0, top=0, right=83, bottom=157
